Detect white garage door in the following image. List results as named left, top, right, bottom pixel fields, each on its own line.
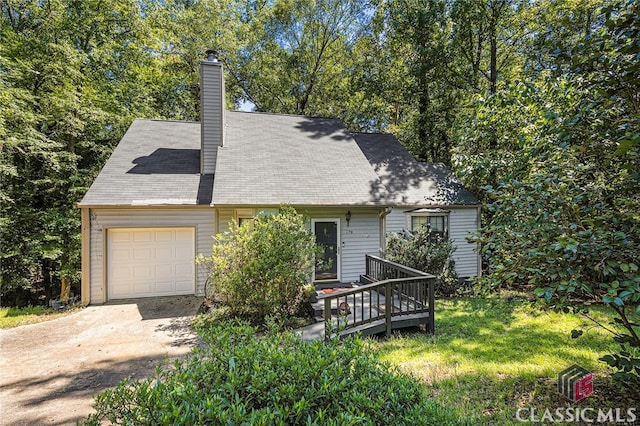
left=108, top=228, right=195, bottom=300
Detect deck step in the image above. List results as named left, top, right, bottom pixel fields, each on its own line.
left=359, top=274, right=376, bottom=284
left=296, top=312, right=431, bottom=341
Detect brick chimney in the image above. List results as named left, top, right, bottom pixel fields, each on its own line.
left=200, top=49, right=225, bottom=175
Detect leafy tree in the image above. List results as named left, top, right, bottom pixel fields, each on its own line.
left=197, top=206, right=318, bottom=321
left=227, top=0, right=370, bottom=116
left=374, top=0, right=459, bottom=164
left=458, top=0, right=639, bottom=385
left=0, top=0, right=154, bottom=305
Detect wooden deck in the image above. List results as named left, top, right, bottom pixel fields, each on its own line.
left=298, top=255, right=436, bottom=340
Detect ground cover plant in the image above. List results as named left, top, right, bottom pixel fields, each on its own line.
left=84, top=320, right=465, bottom=425
left=376, top=296, right=639, bottom=424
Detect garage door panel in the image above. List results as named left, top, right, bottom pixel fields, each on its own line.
left=155, top=264, right=172, bottom=276
left=133, top=264, right=153, bottom=278
left=133, top=231, right=153, bottom=242
left=175, top=263, right=192, bottom=275
left=111, top=247, right=132, bottom=261
left=154, top=280, right=174, bottom=293
left=155, top=246, right=172, bottom=260
left=110, top=232, right=131, bottom=243
left=175, top=279, right=194, bottom=293
left=133, top=247, right=153, bottom=261
left=135, top=279, right=153, bottom=291
left=111, top=267, right=133, bottom=281
left=108, top=228, right=195, bottom=300
left=154, top=230, right=172, bottom=242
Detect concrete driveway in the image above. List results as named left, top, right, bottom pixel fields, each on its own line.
left=0, top=296, right=203, bottom=425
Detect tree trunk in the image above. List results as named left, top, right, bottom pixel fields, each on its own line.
left=489, top=17, right=497, bottom=95
left=60, top=276, right=71, bottom=303
left=418, top=82, right=430, bottom=161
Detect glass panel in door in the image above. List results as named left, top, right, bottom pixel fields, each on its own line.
left=314, top=220, right=338, bottom=281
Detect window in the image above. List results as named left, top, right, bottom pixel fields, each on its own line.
left=406, top=208, right=449, bottom=238
left=238, top=217, right=254, bottom=227
left=235, top=208, right=255, bottom=228
left=236, top=208, right=278, bottom=228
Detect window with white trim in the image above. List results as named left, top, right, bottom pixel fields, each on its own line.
left=406, top=209, right=449, bottom=239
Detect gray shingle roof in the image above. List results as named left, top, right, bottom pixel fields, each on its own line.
left=79, top=119, right=210, bottom=206
left=212, top=112, right=384, bottom=206
left=352, top=133, right=480, bottom=206
left=80, top=113, right=478, bottom=207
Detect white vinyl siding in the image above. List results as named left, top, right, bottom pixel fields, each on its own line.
left=89, top=208, right=214, bottom=304
left=448, top=208, right=480, bottom=278
left=386, top=207, right=480, bottom=278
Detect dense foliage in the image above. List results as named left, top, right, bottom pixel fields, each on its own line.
left=84, top=320, right=464, bottom=425
left=1, top=0, right=152, bottom=304
left=386, top=227, right=459, bottom=296
left=197, top=207, right=317, bottom=321
left=456, top=2, right=640, bottom=384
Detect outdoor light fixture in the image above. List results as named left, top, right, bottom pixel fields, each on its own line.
left=345, top=210, right=352, bottom=227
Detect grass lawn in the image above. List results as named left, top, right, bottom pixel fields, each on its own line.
left=375, top=296, right=639, bottom=425
left=0, top=305, right=81, bottom=329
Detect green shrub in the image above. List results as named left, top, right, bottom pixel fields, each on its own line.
left=386, top=227, right=460, bottom=296
left=197, top=206, right=318, bottom=322
left=84, top=321, right=465, bottom=425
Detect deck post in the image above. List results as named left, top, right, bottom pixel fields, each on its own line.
left=324, top=297, right=332, bottom=341
left=428, top=278, right=436, bottom=333
left=365, top=255, right=370, bottom=278
left=385, top=282, right=392, bottom=337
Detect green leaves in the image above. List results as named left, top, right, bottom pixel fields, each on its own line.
left=454, top=0, right=640, bottom=387
left=85, top=322, right=464, bottom=425
left=197, top=206, right=317, bottom=321
left=1, top=0, right=159, bottom=303
left=386, top=226, right=460, bottom=296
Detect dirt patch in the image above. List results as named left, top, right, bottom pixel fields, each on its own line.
left=0, top=296, right=204, bottom=425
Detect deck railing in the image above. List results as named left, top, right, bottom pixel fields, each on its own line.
left=318, top=255, right=435, bottom=339
left=364, top=254, right=430, bottom=281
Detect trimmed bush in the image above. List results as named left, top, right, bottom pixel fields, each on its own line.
left=84, top=321, right=465, bottom=425
left=386, top=227, right=460, bottom=296
left=197, top=206, right=317, bottom=321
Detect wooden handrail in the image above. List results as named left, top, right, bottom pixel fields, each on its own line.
left=365, top=254, right=430, bottom=278
left=316, top=275, right=434, bottom=300
left=321, top=255, right=436, bottom=339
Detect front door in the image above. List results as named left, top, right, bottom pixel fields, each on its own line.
left=312, top=219, right=340, bottom=281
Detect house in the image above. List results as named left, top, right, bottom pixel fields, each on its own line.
left=78, top=51, right=480, bottom=305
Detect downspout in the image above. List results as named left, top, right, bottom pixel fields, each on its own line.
left=378, top=207, right=392, bottom=257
